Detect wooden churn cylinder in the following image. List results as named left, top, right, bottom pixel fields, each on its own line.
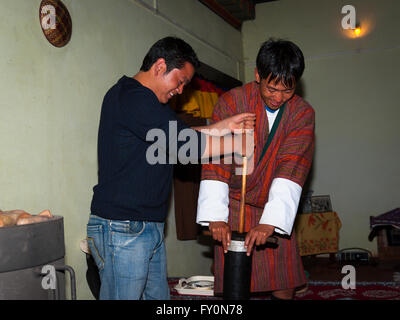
left=223, top=157, right=277, bottom=300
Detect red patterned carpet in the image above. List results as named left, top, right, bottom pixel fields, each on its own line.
left=292, top=281, right=400, bottom=300
left=168, top=278, right=400, bottom=300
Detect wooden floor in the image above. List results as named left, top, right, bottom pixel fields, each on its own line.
left=302, top=256, right=400, bottom=282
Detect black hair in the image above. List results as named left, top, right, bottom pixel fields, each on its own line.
left=256, top=38, right=305, bottom=88
left=140, top=37, right=200, bottom=73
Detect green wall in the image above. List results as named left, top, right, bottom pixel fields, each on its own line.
left=2, top=0, right=397, bottom=300
left=242, top=0, right=400, bottom=255
left=0, top=0, right=242, bottom=299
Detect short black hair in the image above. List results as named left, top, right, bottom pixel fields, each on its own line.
left=256, top=38, right=305, bottom=88
left=140, top=37, right=200, bottom=73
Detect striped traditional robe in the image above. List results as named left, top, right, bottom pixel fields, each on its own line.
left=201, top=81, right=315, bottom=293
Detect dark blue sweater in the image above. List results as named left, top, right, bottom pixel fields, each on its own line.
left=90, top=76, right=205, bottom=222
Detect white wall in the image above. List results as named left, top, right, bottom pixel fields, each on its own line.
left=0, top=0, right=242, bottom=299
left=242, top=0, right=400, bottom=255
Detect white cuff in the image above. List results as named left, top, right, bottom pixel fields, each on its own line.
left=196, top=180, right=229, bottom=226
left=259, top=178, right=302, bottom=235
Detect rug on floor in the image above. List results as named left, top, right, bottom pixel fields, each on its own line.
left=168, top=278, right=400, bottom=300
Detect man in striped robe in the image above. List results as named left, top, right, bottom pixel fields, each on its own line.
left=197, top=39, right=315, bottom=300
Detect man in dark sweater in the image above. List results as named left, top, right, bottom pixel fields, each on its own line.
left=87, top=37, right=255, bottom=300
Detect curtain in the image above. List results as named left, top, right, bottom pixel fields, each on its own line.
left=171, top=76, right=227, bottom=240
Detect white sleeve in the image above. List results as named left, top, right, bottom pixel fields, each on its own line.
left=196, top=180, right=229, bottom=226
left=259, top=177, right=302, bottom=235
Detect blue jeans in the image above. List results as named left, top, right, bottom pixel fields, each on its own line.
left=86, top=214, right=170, bottom=300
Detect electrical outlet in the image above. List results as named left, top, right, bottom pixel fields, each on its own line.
left=337, top=251, right=370, bottom=262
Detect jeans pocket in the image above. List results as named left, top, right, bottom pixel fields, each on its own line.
left=129, top=221, right=145, bottom=235
left=111, top=221, right=145, bottom=248
left=87, top=224, right=105, bottom=272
